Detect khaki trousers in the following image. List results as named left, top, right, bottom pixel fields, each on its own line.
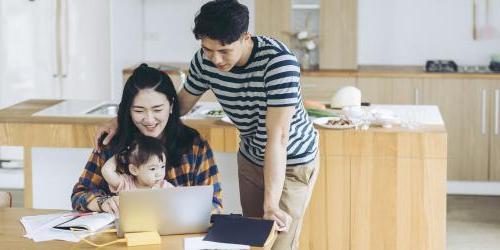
left=237, top=153, right=319, bottom=250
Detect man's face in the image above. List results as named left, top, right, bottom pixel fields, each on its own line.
left=201, top=37, right=244, bottom=72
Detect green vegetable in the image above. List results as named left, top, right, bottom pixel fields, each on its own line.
left=306, top=108, right=338, bottom=118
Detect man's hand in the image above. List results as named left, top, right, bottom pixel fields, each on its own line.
left=101, top=196, right=120, bottom=216
left=94, top=118, right=118, bottom=152
left=263, top=206, right=292, bottom=232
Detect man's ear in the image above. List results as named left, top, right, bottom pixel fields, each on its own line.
left=242, top=32, right=251, bottom=41
left=129, top=164, right=139, bottom=176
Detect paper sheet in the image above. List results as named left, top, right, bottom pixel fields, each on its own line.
left=184, top=236, right=250, bottom=250
left=20, top=212, right=112, bottom=242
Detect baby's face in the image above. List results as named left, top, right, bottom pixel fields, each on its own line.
left=135, top=154, right=166, bottom=188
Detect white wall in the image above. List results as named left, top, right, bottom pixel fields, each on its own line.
left=110, top=0, right=144, bottom=102
left=358, top=0, right=500, bottom=65
left=141, top=0, right=498, bottom=65
left=142, top=0, right=255, bottom=63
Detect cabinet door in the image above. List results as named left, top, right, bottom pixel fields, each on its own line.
left=357, top=77, right=422, bottom=105
left=422, top=78, right=489, bottom=180
left=357, top=77, right=392, bottom=105
left=254, top=0, right=291, bottom=45
left=489, top=80, right=500, bottom=180
left=319, top=0, right=357, bottom=70
left=392, top=78, right=423, bottom=105
left=350, top=157, right=446, bottom=250
left=301, top=76, right=356, bottom=104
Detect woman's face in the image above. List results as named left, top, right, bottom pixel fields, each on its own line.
left=130, top=89, right=171, bottom=138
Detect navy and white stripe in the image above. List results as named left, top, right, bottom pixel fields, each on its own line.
left=184, top=36, right=318, bottom=167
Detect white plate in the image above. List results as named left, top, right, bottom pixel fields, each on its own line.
left=220, top=116, right=233, bottom=124
left=200, top=109, right=225, bottom=118
left=313, top=117, right=356, bottom=129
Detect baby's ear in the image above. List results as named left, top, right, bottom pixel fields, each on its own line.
left=129, top=164, right=139, bottom=176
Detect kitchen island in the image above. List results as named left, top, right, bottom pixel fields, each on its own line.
left=0, top=99, right=446, bottom=250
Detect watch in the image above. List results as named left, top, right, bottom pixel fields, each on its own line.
left=96, top=195, right=111, bottom=212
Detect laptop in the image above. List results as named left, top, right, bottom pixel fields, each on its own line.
left=118, top=185, right=213, bottom=236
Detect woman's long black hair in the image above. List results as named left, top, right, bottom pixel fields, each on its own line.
left=111, top=63, right=199, bottom=167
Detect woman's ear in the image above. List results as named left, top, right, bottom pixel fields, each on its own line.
left=129, top=164, right=139, bottom=176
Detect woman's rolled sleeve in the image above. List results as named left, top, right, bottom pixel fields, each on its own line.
left=71, top=150, right=111, bottom=212
left=194, top=139, right=223, bottom=213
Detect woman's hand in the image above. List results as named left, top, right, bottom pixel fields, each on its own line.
left=100, top=196, right=120, bottom=216
left=94, top=118, right=118, bottom=152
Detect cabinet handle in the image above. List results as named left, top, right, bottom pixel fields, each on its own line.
left=414, top=88, right=420, bottom=105
left=481, top=89, right=487, bottom=135
left=495, top=89, right=499, bottom=135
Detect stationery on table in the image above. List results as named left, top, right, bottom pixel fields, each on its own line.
left=20, top=212, right=115, bottom=242
left=202, top=214, right=277, bottom=249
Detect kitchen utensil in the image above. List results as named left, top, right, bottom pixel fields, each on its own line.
left=473, top=0, right=478, bottom=40
left=330, top=86, right=361, bottom=109
left=479, top=0, right=496, bottom=39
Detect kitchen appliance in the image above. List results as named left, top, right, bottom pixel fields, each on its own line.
left=425, top=60, right=458, bottom=73
left=0, top=0, right=113, bottom=110
left=425, top=60, right=499, bottom=73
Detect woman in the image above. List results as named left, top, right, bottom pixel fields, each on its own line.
left=71, top=64, right=222, bottom=214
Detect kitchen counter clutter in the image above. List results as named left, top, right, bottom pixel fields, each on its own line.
left=0, top=99, right=447, bottom=250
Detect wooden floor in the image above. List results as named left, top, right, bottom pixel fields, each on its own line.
left=447, top=195, right=500, bottom=250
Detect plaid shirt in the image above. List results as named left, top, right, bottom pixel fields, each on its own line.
left=71, top=135, right=223, bottom=213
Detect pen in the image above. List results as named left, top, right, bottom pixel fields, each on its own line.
left=63, top=211, right=97, bottom=217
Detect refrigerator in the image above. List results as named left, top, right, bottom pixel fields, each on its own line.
left=0, top=0, right=112, bottom=109
left=0, top=0, right=114, bottom=196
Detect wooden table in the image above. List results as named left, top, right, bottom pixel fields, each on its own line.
left=0, top=208, right=198, bottom=249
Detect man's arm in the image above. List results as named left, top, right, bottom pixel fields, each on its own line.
left=178, top=88, right=202, bottom=116
left=263, top=106, right=295, bottom=231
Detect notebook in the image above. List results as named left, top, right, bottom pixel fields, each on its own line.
left=204, top=214, right=277, bottom=248
left=21, top=212, right=115, bottom=242
left=54, top=212, right=115, bottom=231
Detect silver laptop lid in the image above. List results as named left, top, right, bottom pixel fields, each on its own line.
left=119, top=185, right=213, bottom=235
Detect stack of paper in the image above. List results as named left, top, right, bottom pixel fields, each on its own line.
left=20, top=212, right=114, bottom=242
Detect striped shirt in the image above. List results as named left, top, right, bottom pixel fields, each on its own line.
left=185, top=36, right=318, bottom=167
left=71, top=135, right=223, bottom=213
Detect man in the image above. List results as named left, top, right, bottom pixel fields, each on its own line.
left=180, top=1, right=318, bottom=249
left=98, top=0, right=319, bottom=248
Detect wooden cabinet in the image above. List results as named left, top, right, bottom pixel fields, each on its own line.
left=298, top=129, right=447, bottom=250
left=421, top=78, right=495, bottom=181
left=319, top=0, right=357, bottom=70
left=301, top=76, right=356, bottom=103
left=357, top=77, right=422, bottom=105
left=122, top=66, right=217, bottom=102
left=254, top=0, right=291, bottom=45
left=489, top=81, right=500, bottom=180
left=255, top=0, right=358, bottom=70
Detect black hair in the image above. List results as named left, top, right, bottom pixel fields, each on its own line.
left=111, top=63, right=200, bottom=167
left=193, top=0, right=249, bottom=45
left=115, top=135, right=165, bottom=175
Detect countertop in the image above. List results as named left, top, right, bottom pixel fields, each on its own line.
left=123, top=63, right=500, bottom=79
left=0, top=100, right=445, bottom=133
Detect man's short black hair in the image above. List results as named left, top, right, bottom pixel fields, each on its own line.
left=193, top=0, right=249, bottom=45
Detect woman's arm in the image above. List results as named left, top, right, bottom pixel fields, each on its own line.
left=193, top=138, right=223, bottom=213
left=101, top=156, right=123, bottom=188
left=71, top=149, right=113, bottom=212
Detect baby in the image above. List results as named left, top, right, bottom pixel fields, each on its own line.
left=102, top=135, right=174, bottom=193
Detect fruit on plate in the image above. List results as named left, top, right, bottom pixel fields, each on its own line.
left=304, top=100, right=326, bottom=110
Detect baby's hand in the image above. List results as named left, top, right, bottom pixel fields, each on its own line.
left=161, top=180, right=175, bottom=189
